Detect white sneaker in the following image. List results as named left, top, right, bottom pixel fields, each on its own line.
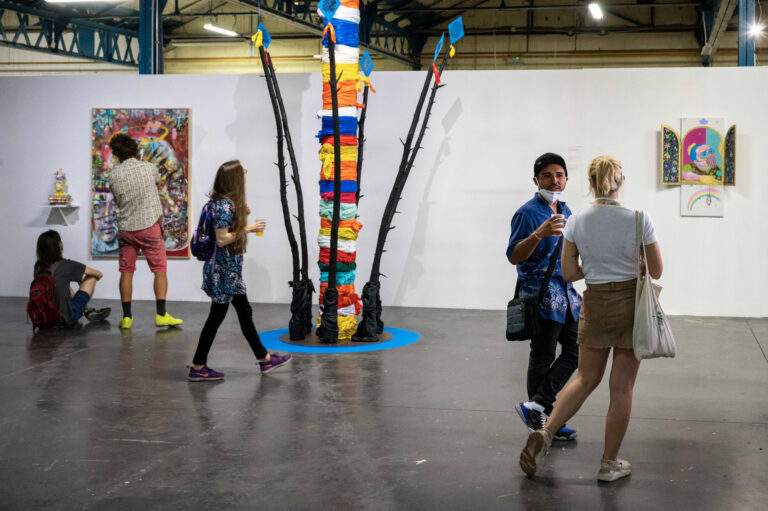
left=597, top=458, right=632, bottom=482
left=519, top=429, right=552, bottom=477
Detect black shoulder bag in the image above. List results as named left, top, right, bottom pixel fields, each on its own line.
left=506, top=236, right=564, bottom=341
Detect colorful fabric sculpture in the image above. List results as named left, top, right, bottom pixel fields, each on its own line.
left=315, top=0, right=363, bottom=342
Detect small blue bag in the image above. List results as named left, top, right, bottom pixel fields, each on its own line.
left=191, top=199, right=216, bottom=261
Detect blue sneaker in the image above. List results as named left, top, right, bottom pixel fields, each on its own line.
left=515, top=402, right=547, bottom=434
left=553, top=424, right=578, bottom=441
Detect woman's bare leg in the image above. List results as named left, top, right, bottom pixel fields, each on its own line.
left=603, top=347, right=641, bottom=460
left=545, top=346, right=611, bottom=434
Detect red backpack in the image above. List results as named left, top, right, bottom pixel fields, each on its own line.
left=27, top=268, right=60, bottom=330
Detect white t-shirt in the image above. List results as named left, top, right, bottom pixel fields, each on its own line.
left=562, top=205, right=658, bottom=285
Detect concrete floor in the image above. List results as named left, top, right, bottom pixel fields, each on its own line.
left=0, top=296, right=766, bottom=510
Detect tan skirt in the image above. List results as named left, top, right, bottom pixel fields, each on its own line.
left=577, top=279, right=637, bottom=349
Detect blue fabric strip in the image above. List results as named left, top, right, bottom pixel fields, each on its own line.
left=319, top=270, right=357, bottom=285
left=321, top=18, right=360, bottom=48
left=316, top=116, right=358, bottom=139
left=319, top=180, right=358, bottom=194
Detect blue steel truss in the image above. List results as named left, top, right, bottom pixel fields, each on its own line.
left=0, top=0, right=419, bottom=69
left=738, top=0, right=755, bottom=66
left=0, top=1, right=138, bottom=67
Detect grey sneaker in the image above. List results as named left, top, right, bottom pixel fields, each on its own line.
left=597, top=458, right=632, bottom=482
left=84, top=307, right=111, bottom=322
left=519, top=429, right=552, bottom=477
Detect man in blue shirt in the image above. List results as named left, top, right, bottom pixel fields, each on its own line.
left=506, top=153, right=582, bottom=442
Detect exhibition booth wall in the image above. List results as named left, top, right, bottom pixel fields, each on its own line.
left=0, top=68, right=763, bottom=317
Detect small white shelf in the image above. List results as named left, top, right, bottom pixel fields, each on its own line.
left=42, top=203, right=80, bottom=226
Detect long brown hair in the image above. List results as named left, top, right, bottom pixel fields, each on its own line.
left=211, top=160, right=248, bottom=254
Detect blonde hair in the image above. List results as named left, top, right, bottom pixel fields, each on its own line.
left=588, top=155, right=624, bottom=198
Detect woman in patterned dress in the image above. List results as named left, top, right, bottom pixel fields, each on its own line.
left=188, top=160, right=292, bottom=381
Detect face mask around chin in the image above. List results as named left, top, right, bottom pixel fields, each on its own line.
left=539, top=189, right=562, bottom=204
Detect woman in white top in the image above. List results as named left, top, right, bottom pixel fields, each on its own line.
left=519, top=155, right=663, bottom=482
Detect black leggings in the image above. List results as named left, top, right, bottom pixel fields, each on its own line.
left=192, top=294, right=268, bottom=366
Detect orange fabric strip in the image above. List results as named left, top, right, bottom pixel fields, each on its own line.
left=321, top=135, right=357, bottom=146
left=322, top=23, right=336, bottom=44
left=320, top=218, right=362, bottom=231
left=323, top=81, right=360, bottom=109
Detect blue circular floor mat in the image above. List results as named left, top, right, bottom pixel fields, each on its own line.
left=260, top=327, right=420, bottom=353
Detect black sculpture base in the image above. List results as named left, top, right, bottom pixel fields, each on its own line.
left=279, top=330, right=393, bottom=347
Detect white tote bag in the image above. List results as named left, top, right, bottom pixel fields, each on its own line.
left=632, top=211, right=676, bottom=360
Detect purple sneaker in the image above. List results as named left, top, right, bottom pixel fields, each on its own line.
left=188, top=365, right=225, bottom=382
left=259, top=353, right=292, bottom=374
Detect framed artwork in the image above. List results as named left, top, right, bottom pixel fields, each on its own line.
left=660, top=116, right=735, bottom=218
left=661, top=117, right=735, bottom=187
left=91, top=108, right=190, bottom=258
left=680, top=185, right=724, bottom=217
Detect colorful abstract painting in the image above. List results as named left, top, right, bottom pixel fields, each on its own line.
left=91, top=108, right=190, bottom=258
left=680, top=185, right=723, bottom=217
left=680, top=117, right=725, bottom=186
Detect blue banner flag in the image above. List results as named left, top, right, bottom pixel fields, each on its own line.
left=433, top=33, right=444, bottom=62
left=258, top=22, right=272, bottom=49
left=319, top=0, right=341, bottom=21
left=449, top=16, right=464, bottom=44
left=360, top=50, right=374, bottom=77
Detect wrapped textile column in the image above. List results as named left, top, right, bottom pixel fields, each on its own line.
left=316, top=0, right=362, bottom=341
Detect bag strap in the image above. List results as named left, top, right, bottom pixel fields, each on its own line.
left=635, top=210, right=649, bottom=281
left=34, top=264, right=53, bottom=277
left=537, top=235, right=564, bottom=302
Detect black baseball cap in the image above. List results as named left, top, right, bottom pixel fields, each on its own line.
left=533, top=152, right=568, bottom=178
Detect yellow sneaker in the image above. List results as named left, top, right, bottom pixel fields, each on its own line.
left=119, top=316, right=133, bottom=329
left=155, top=312, right=183, bottom=327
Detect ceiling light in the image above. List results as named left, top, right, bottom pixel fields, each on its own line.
left=588, top=3, right=604, bottom=20
left=749, top=23, right=764, bottom=37
left=203, top=23, right=238, bottom=37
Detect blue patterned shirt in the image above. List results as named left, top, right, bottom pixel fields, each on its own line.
left=506, top=194, right=581, bottom=323
left=201, top=199, right=246, bottom=304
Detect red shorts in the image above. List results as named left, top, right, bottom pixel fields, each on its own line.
left=118, top=222, right=167, bottom=273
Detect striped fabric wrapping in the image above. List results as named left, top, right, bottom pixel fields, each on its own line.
left=317, top=0, right=362, bottom=339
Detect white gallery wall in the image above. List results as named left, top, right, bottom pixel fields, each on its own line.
left=0, top=67, right=764, bottom=317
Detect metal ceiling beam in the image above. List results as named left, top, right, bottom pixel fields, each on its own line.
left=602, top=8, right=644, bottom=27
left=403, top=0, right=490, bottom=30
left=700, top=0, right=738, bottom=66
left=0, top=1, right=138, bottom=66
left=380, top=2, right=702, bottom=13
left=222, top=0, right=419, bottom=67
left=416, top=23, right=706, bottom=36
